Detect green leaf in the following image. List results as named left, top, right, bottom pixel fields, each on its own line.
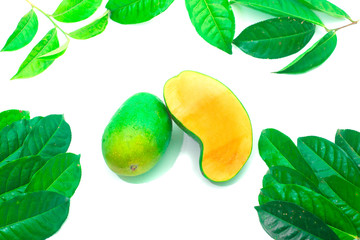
left=295, top=0, right=351, bottom=20
left=69, top=12, right=109, bottom=40
left=335, top=129, right=360, bottom=168
left=255, top=201, right=340, bottom=240
left=185, top=0, right=235, bottom=54
left=1, top=9, right=38, bottom=52
left=20, top=114, right=71, bottom=159
left=258, top=128, right=318, bottom=184
left=0, top=109, right=30, bottom=131
left=107, top=0, right=174, bottom=24
left=276, top=31, right=337, bottom=74
left=330, top=227, right=359, bottom=240
left=231, top=0, right=324, bottom=26
left=52, top=0, right=102, bottom=23
left=26, top=153, right=81, bottom=198
left=298, top=136, right=360, bottom=187
left=260, top=184, right=358, bottom=236
left=0, top=191, right=69, bottom=240
left=38, top=38, right=70, bottom=60
left=0, top=156, right=46, bottom=203
left=0, top=119, right=31, bottom=163
left=263, top=166, right=319, bottom=192
left=11, top=28, right=59, bottom=80
left=233, top=17, right=315, bottom=59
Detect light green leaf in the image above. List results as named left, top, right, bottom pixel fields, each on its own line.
left=231, top=0, right=324, bottom=26
left=69, top=11, right=109, bottom=40
left=335, top=129, right=360, bottom=168
left=0, top=191, right=69, bottom=240
left=26, top=153, right=81, bottom=198
left=185, top=0, right=235, bottom=54
left=233, top=17, right=315, bottom=59
left=0, top=119, right=31, bottom=163
left=52, top=0, right=102, bottom=23
left=107, top=0, right=174, bottom=24
left=20, top=114, right=71, bottom=159
left=260, top=184, right=358, bottom=236
left=295, top=0, right=351, bottom=20
left=39, top=38, right=70, bottom=60
left=0, top=109, right=30, bottom=131
left=11, top=28, right=59, bottom=80
left=330, top=227, right=359, bottom=240
left=256, top=201, right=340, bottom=240
left=0, top=156, right=46, bottom=203
left=258, top=128, right=318, bottom=184
left=276, top=31, right=337, bottom=74
left=298, top=136, right=360, bottom=187
left=1, top=9, right=38, bottom=52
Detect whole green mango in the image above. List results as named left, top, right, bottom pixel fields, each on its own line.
left=102, top=92, right=172, bottom=176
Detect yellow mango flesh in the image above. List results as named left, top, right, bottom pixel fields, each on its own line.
left=164, top=71, right=252, bottom=182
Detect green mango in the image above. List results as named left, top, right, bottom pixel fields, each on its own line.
left=102, top=92, right=172, bottom=177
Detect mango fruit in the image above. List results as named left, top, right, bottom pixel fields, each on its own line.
left=163, top=71, right=253, bottom=182
left=102, top=92, right=172, bottom=177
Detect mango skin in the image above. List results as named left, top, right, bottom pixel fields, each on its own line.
left=102, top=92, right=172, bottom=177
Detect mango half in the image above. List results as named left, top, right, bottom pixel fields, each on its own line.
left=163, top=71, right=252, bottom=182
left=102, top=92, right=172, bottom=177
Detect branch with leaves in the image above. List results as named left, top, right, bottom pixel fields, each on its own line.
left=1, top=0, right=358, bottom=80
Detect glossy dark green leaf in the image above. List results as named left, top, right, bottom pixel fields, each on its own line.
left=39, top=38, right=69, bottom=60
left=295, top=0, right=351, bottom=19
left=1, top=9, right=38, bottom=52
left=20, top=114, right=71, bottom=159
left=26, top=153, right=81, bottom=198
left=231, top=0, right=324, bottom=26
left=11, top=28, right=59, bottom=80
left=0, top=191, right=69, bottom=240
left=52, top=0, right=102, bottom=23
left=107, top=0, right=174, bottom=24
left=0, top=109, right=30, bottom=131
left=259, top=128, right=318, bottom=184
left=298, top=136, right=360, bottom=187
left=233, top=17, right=315, bottom=59
left=256, top=201, right=339, bottom=240
left=260, top=184, right=357, bottom=236
left=185, top=0, right=235, bottom=54
left=276, top=31, right=337, bottom=74
left=263, top=166, right=319, bottom=192
left=0, top=120, right=31, bottom=163
left=69, top=12, right=109, bottom=40
left=0, top=156, right=46, bottom=203
left=335, top=129, right=360, bottom=168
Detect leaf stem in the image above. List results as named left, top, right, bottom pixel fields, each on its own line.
left=25, top=0, right=69, bottom=39
left=331, top=20, right=359, bottom=32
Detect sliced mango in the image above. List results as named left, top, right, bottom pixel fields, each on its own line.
left=164, top=71, right=252, bottom=182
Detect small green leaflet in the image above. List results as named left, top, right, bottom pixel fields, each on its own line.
left=231, top=0, right=324, bottom=26
left=69, top=11, right=109, bottom=40
left=256, top=201, right=340, bottom=240
left=26, top=153, right=81, bottom=198
left=1, top=9, right=38, bottom=52
left=335, top=129, right=360, bottom=168
left=0, top=191, right=70, bottom=240
left=186, top=0, right=235, bottom=54
left=276, top=31, right=337, bottom=74
left=0, top=109, right=30, bottom=131
left=295, top=0, right=351, bottom=20
left=233, top=17, right=315, bottom=59
left=52, top=0, right=102, bottom=23
left=20, top=114, right=71, bottom=160
left=39, top=38, right=70, bottom=60
left=107, top=0, right=174, bottom=24
left=11, top=28, right=59, bottom=80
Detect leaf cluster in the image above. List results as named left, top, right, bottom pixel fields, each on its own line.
left=0, top=109, right=81, bottom=239
left=256, top=128, right=360, bottom=240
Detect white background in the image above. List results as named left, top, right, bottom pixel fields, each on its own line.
left=0, top=1, right=359, bottom=239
